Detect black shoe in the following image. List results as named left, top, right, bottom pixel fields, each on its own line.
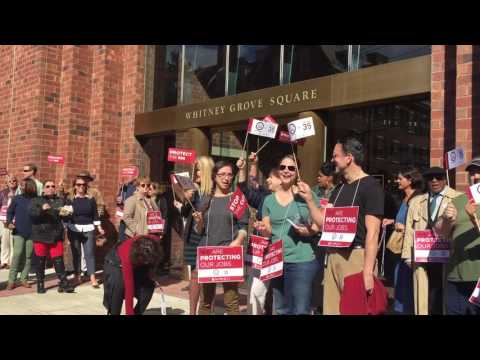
left=58, top=279, right=75, bottom=293
left=37, top=281, right=46, bottom=294
left=36, top=256, right=47, bottom=294
left=53, top=256, right=75, bottom=293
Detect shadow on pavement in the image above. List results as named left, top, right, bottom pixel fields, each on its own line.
left=156, top=275, right=184, bottom=287
left=144, top=307, right=186, bottom=315
left=0, top=273, right=59, bottom=291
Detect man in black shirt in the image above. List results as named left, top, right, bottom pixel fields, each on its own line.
left=298, top=138, right=384, bottom=314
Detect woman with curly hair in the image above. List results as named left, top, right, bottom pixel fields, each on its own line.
left=103, top=235, right=164, bottom=315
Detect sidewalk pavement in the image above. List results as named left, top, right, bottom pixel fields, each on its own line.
left=0, top=268, right=249, bottom=315
left=0, top=267, right=394, bottom=315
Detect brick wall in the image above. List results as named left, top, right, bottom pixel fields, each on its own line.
left=431, top=45, right=478, bottom=192
left=455, top=45, right=473, bottom=189
left=0, top=45, right=148, bottom=226
left=430, top=45, right=446, bottom=168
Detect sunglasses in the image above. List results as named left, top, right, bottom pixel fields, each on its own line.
left=140, top=183, right=151, bottom=188
left=279, top=165, right=296, bottom=172
left=45, top=185, right=56, bottom=189
left=75, top=183, right=87, bottom=187
left=425, top=175, right=445, bottom=181
left=23, top=169, right=32, bottom=172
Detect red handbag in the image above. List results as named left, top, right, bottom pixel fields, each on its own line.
left=339, top=272, right=388, bottom=315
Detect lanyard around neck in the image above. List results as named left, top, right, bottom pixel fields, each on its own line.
left=143, top=198, right=153, bottom=211
left=332, top=177, right=362, bottom=207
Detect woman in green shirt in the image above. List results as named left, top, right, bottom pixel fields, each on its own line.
left=257, top=155, right=321, bottom=315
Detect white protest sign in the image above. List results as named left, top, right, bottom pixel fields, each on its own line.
left=247, top=118, right=278, bottom=139
left=446, top=148, right=465, bottom=170
left=287, top=117, right=315, bottom=142
left=175, top=171, right=190, bottom=178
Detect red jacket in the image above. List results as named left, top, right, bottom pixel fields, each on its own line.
left=339, top=272, right=388, bottom=315
left=117, top=235, right=160, bottom=315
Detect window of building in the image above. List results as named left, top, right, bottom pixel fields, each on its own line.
left=352, top=45, right=431, bottom=69
left=152, top=45, right=181, bottom=110
left=228, top=45, right=281, bottom=95
left=283, top=45, right=349, bottom=84
left=183, top=45, right=226, bottom=104
left=323, top=96, right=430, bottom=190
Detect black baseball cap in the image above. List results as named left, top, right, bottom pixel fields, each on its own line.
left=466, top=157, right=480, bottom=172
left=423, top=167, right=446, bottom=178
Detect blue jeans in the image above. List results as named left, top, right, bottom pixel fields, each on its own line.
left=393, top=260, right=414, bottom=314
left=271, top=259, right=320, bottom=315
left=446, top=281, right=480, bottom=315
left=118, top=221, right=127, bottom=242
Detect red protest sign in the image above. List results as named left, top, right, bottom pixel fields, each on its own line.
left=227, top=186, right=248, bottom=219
left=263, top=115, right=277, bottom=124
left=245, top=235, right=270, bottom=270
left=197, top=246, right=244, bottom=283
left=414, top=230, right=450, bottom=263
left=319, top=206, right=360, bottom=248
left=121, top=166, right=139, bottom=177
left=0, top=205, right=7, bottom=222
left=0, top=168, right=7, bottom=176
left=260, top=240, right=283, bottom=281
left=47, top=155, right=64, bottom=164
left=467, top=183, right=480, bottom=205
left=469, top=279, right=480, bottom=307
left=167, top=148, right=196, bottom=164
left=146, top=210, right=165, bottom=234
left=320, top=198, right=329, bottom=208
left=277, top=130, right=306, bottom=146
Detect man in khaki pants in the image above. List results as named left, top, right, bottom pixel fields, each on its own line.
left=401, top=167, right=461, bottom=315
left=298, top=138, right=384, bottom=314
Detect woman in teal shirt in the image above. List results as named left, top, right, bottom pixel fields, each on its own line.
left=257, top=155, right=320, bottom=315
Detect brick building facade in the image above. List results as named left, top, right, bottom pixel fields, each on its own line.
left=0, top=45, right=150, bottom=223
left=430, top=45, right=480, bottom=189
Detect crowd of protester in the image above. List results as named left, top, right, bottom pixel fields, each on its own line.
left=1, top=136, right=479, bottom=316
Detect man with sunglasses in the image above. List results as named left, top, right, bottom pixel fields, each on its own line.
left=17, top=163, right=43, bottom=196
left=432, top=158, right=480, bottom=314
left=0, top=175, right=18, bottom=269
left=401, top=167, right=462, bottom=315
